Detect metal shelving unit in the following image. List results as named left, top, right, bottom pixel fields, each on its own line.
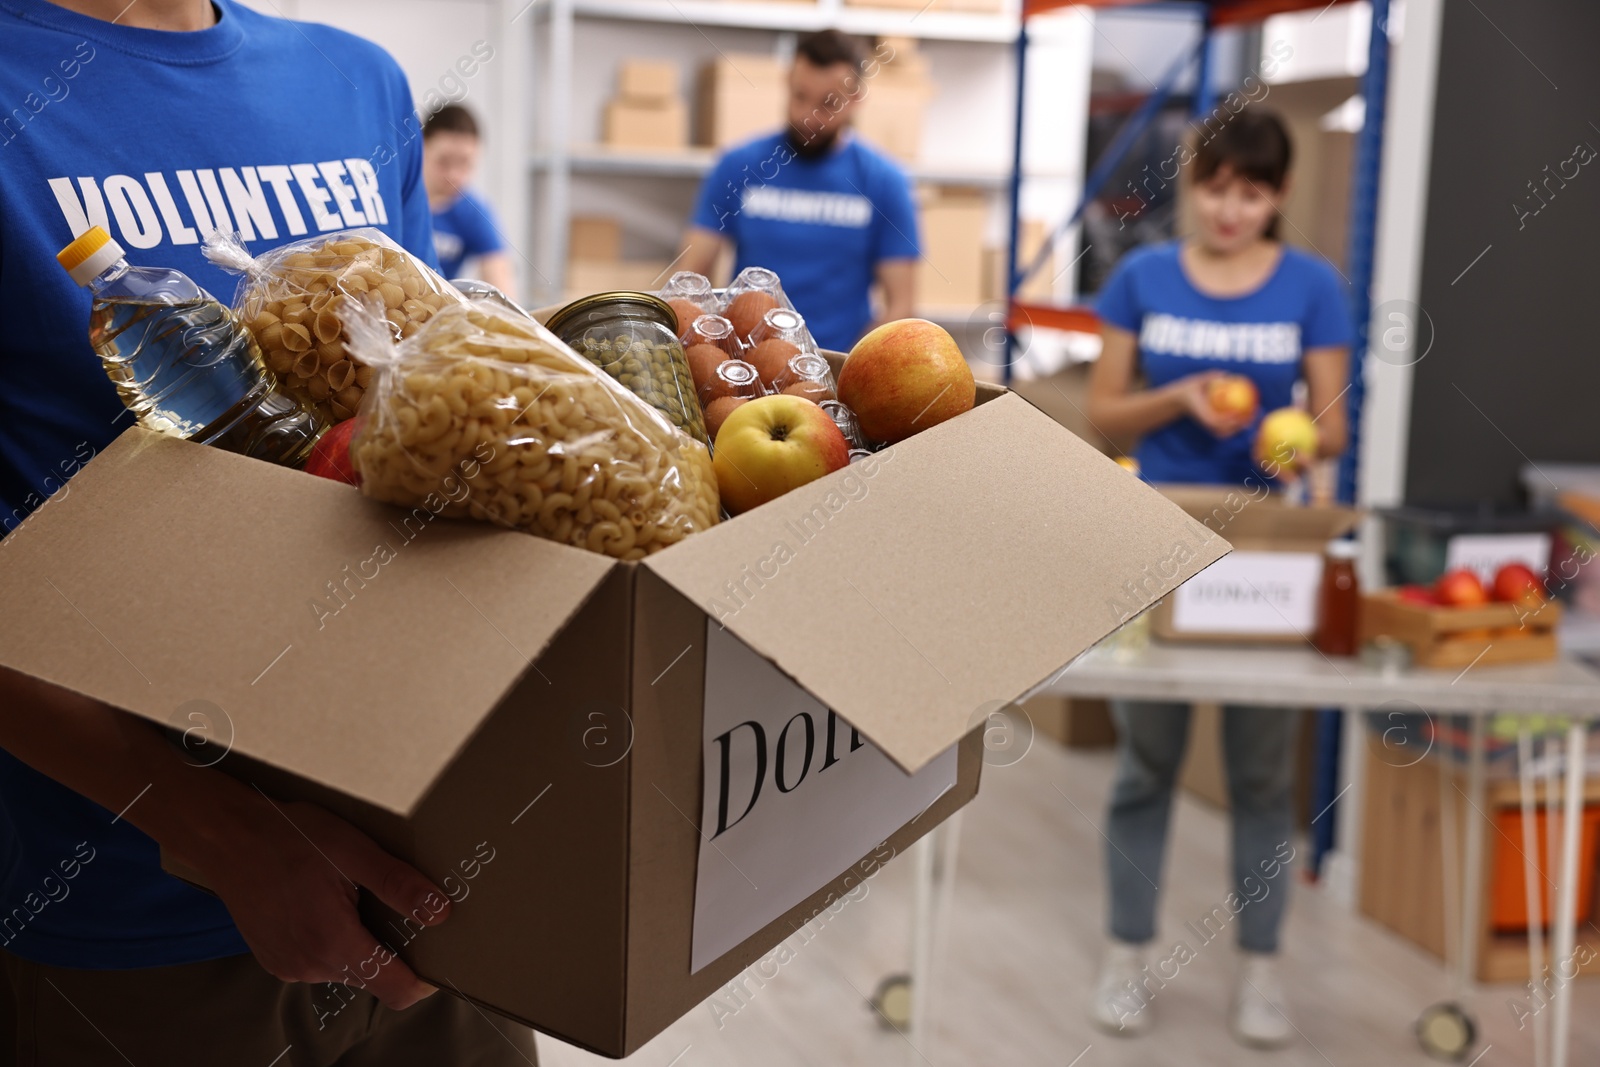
left=524, top=0, right=1024, bottom=308
left=572, top=0, right=1020, bottom=41
left=528, top=144, right=1018, bottom=188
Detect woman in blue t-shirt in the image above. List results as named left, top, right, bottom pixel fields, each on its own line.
left=1083, top=109, right=1352, bottom=1048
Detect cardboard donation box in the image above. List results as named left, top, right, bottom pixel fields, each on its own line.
left=1148, top=485, right=1359, bottom=644
left=0, top=384, right=1225, bottom=1056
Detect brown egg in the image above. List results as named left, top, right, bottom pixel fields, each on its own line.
left=684, top=343, right=729, bottom=394
left=747, top=338, right=801, bottom=386
left=699, top=359, right=760, bottom=404
left=726, top=291, right=779, bottom=342
left=705, top=396, right=750, bottom=442
left=783, top=380, right=836, bottom=404
left=667, top=298, right=706, bottom=337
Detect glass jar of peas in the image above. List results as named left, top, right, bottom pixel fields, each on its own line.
left=546, top=291, right=710, bottom=448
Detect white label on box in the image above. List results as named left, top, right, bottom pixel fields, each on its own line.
left=1169, top=551, right=1323, bottom=635
left=1445, top=533, right=1551, bottom=584
left=690, top=623, right=958, bottom=973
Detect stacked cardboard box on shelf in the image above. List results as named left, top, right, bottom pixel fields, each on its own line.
left=697, top=53, right=786, bottom=149
left=563, top=215, right=671, bottom=302
left=856, top=37, right=933, bottom=164
left=604, top=58, right=689, bottom=152
left=983, top=219, right=1062, bottom=305
left=917, top=187, right=988, bottom=309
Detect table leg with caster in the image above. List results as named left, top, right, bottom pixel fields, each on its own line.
left=1518, top=722, right=1548, bottom=1067
left=871, top=810, right=965, bottom=1064
left=1416, top=714, right=1479, bottom=1061
left=1550, top=718, right=1586, bottom=1067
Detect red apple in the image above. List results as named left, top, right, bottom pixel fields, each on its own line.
left=1396, top=584, right=1437, bottom=606
left=1206, top=374, right=1259, bottom=421
left=1492, top=562, right=1545, bottom=605
left=712, top=395, right=849, bottom=514
left=1434, top=569, right=1489, bottom=607
left=837, top=319, right=975, bottom=443
left=304, top=416, right=362, bottom=486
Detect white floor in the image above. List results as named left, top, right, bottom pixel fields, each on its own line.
left=537, top=737, right=1598, bottom=1067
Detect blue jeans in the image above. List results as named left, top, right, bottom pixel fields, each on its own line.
left=1104, top=702, right=1299, bottom=954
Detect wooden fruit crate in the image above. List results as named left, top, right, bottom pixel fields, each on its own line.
left=1357, top=591, right=1561, bottom=668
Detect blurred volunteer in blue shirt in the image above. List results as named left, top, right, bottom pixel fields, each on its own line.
left=423, top=103, right=516, bottom=298
left=680, top=29, right=920, bottom=353
left=1083, top=109, right=1351, bottom=1050
left=0, top=1, right=533, bottom=1062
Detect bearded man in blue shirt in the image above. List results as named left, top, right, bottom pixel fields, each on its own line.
left=680, top=29, right=921, bottom=353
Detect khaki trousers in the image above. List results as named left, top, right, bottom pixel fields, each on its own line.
left=0, top=950, right=536, bottom=1066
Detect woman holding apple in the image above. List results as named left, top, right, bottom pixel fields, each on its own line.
left=1083, top=108, right=1351, bottom=1048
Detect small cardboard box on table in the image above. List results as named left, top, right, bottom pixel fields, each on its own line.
left=0, top=379, right=1225, bottom=1057
left=1147, top=484, right=1359, bottom=644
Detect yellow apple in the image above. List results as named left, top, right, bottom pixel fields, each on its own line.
left=837, top=319, right=974, bottom=443
left=1254, top=407, right=1319, bottom=474
left=713, top=395, right=850, bottom=514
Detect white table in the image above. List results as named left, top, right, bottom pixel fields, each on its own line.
left=1041, top=640, right=1600, bottom=1067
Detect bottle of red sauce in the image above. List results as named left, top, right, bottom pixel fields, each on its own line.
left=1314, top=539, right=1361, bottom=656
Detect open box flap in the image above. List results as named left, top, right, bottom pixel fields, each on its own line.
left=1154, top=484, right=1361, bottom=546
left=645, top=393, right=1230, bottom=773
left=0, top=429, right=616, bottom=816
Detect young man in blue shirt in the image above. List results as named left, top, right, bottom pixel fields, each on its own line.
left=680, top=30, right=920, bottom=353
left=0, top=1, right=534, bottom=1062
left=423, top=103, right=516, bottom=298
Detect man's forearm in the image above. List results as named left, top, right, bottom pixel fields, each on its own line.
left=0, top=671, right=257, bottom=868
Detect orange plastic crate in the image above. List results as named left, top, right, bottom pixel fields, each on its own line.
left=1490, top=806, right=1600, bottom=932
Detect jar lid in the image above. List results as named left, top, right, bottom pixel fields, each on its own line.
left=547, top=291, right=676, bottom=337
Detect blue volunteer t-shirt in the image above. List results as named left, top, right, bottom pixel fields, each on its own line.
left=692, top=132, right=919, bottom=352
left=0, top=0, right=437, bottom=968
left=431, top=189, right=504, bottom=280
left=1096, top=241, right=1352, bottom=485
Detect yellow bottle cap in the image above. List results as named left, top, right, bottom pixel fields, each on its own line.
left=57, top=226, right=111, bottom=272
left=57, top=226, right=126, bottom=286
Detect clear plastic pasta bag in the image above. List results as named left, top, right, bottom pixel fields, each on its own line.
left=205, top=228, right=465, bottom=423
left=344, top=299, right=721, bottom=560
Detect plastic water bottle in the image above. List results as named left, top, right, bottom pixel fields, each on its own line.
left=58, top=227, right=324, bottom=467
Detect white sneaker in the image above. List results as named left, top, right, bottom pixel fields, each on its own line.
left=1231, top=952, right=1294, bottom=1048
left=1089, top=941, right=1154, bottom=1036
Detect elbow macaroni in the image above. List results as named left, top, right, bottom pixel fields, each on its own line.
left=351, top=302, right=720, bottom=559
